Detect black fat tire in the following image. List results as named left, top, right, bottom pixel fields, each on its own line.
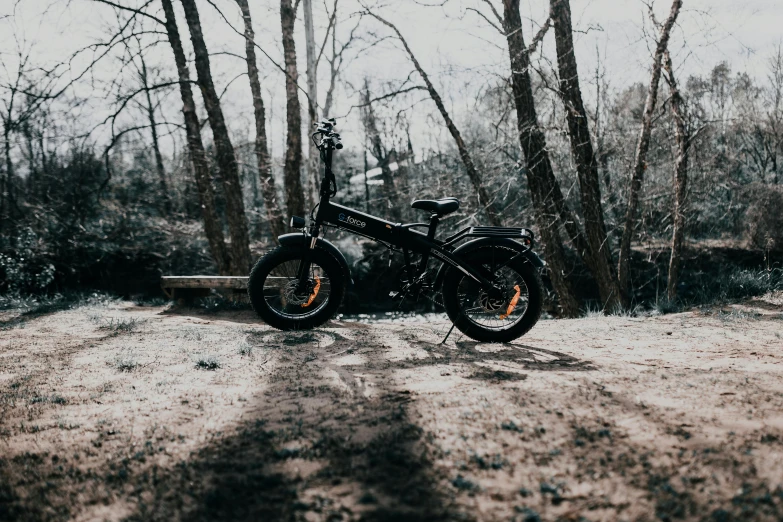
left=248, top=245, right=345, bottom=330
left=442, top=245, right=543, bottom=343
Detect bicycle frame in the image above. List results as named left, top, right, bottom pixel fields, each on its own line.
left=294, top=140, right=538, bottom=298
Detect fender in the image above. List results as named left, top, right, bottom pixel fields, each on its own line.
left=278, top=233, right=354, bottom=285
left=433, top=237, right=544, bottom=291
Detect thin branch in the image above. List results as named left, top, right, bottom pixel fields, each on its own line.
left=352, top=85, right=427, bottom=107
left=314, top=0, right=338, bottom=69
left=466, top=7, right=503, bottom=35
left=479, top=0, right=504, bottom=26
left=90, top=0, right=164, bottom=25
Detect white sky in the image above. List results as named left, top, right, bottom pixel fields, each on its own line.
left=1, top=0, right=781, bottom=161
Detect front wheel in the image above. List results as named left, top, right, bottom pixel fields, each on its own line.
left=442, top=245, right=543, bottom=343
left=248, top=245, right=346, bottom=330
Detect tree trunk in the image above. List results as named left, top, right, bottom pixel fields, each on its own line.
left=280, top=0, right=306, bottom=220
left=3, top=125, right=12, bottom=222
left=617, top=0, right=682, bottom=290
left=180, top=0, right=252, bottom=275
left=502, top=0, right=580, bottom=317
left=322, top=15, right=338, bottom=119
left=161, top=0, right=230, bottom=274
left=138, top=53, right=172, bottom=214
left=236, top=0, right=284, bottom=242
left=361, top=84, right=399, bottom=220
left=663, top=49, right=689, bottom=301
left=366, top=11, right=502, bottom=226
left=302, top=0, right=320, bottom=208
left=550, top=0, right=625, bottom=309
left=363, top=149, right=370, bottom=214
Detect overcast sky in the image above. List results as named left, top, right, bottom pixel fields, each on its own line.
left=2, top=0, right=781, bottom=159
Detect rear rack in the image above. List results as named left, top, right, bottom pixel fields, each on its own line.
left=445, top=226, right=535, bottom=246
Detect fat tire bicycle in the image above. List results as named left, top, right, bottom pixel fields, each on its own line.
left=248, top=119, right=544, bottom=342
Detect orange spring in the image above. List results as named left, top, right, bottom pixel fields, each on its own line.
left=301, top=276, right=321, bottom=308
left=499, top=285, right=521, bottom=320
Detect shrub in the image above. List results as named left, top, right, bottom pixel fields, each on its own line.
left=742, top=184, right=783, bottom=251
left=0, top=228, right=55, bottom=294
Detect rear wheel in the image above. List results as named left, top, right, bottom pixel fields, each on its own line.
left=248, top=246, right=345, bottom=330
left=442, top=245, right=542, bottom=342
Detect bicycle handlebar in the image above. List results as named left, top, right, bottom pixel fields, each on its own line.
left=312, top=117, right=342, bottom=150
left=312, top=118, right=341, bottom=198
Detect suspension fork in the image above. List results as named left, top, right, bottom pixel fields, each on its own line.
left=296, top=146, right=335, bottom=292
left=295, top=236, right=317, bottom=293
left=295, top=219, right=322, bottom=293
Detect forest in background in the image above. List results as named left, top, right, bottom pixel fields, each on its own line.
left=1, top=0, right=782, bottom=315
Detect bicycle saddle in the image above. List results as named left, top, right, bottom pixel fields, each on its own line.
left=411, top=197, right=460, bottom=216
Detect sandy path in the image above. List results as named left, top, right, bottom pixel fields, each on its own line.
left=1, top=295, right=782, bottom=521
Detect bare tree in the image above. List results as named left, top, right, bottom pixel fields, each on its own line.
left=663, top=49, right=690, bottom=300
left=364, top=8, right=503, bottom=226
left=321, top=1, right=357, bottom=118
left=617, top=0, right=682, bottom=290
left=500, top=0, right=580, bottom=316
left=161, top=0, right=230, bottom=274
left=302, top=0, right=320, bottom=207
left=280, top=0, right=305, bottom=220
left=1, top=39, right=75, bottom=226
left=550, top=0, right=625, bottom=309
left=764, top=45, right=783, bottom=184
left=136, top=51, right=171, bottom=214
left=235, top=0, right=284, bottom=240
left=180, top=0, right=252, bottom=275
left=1, top=47, right=37, bottom=224
left=360, top=80, right=399, bottom=219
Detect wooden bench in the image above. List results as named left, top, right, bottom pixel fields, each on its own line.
left=161, top=276, right=249, bottom=301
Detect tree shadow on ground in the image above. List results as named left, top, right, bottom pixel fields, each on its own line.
left=4, top=318, right=783, bottom=521
left=121, top=329, right=469, bottom=521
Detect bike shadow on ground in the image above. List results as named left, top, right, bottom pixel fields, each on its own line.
left=159, top=305, right=263, bottom=324
left=389, top=334, right=597, bottom=375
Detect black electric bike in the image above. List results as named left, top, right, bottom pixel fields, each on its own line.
left=248, top=119, right=544, bottom=342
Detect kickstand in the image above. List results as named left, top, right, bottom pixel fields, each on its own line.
left=440, top=323, right=456, bottom=345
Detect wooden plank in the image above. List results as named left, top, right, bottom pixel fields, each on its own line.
left=161, top=276, right=249, bottom=290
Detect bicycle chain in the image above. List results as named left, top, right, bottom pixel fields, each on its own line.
left=397, top=284, right=444, bottom=310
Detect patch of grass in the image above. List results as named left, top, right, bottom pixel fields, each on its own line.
left=237, top=340, right=253, bottom=356
left=691, top=267, right=782, bottom=305
left=111, top=353, right=139, bottom=372
left=582, top=304, right=605, bottom=318
left=0, top=292, right=90, bottom=329
left=29, top=394, right=67, bottom=405
left=0, top=293, right=68, bottom=312
left=195, top=355, right=220, bottom=370
left=608, top=303, right=644, bottom=317
left=133, top=295, right=169, bottom=307
left=98, top=317, right=140, bottom=333
left=654, top=299, right=682, bottom=315
left=717, top=309, right=762, bottom=322
left=181, top=328, right=203, bottom=341
left=452, top=474, right=479, bottom=491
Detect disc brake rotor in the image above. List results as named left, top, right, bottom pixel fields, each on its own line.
left=478, top=289, right=506, bottom=312
left=282, top=279, right=314, bottom=306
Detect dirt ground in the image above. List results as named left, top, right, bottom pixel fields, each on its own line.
left=1, top=294, right=782, bottom=522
